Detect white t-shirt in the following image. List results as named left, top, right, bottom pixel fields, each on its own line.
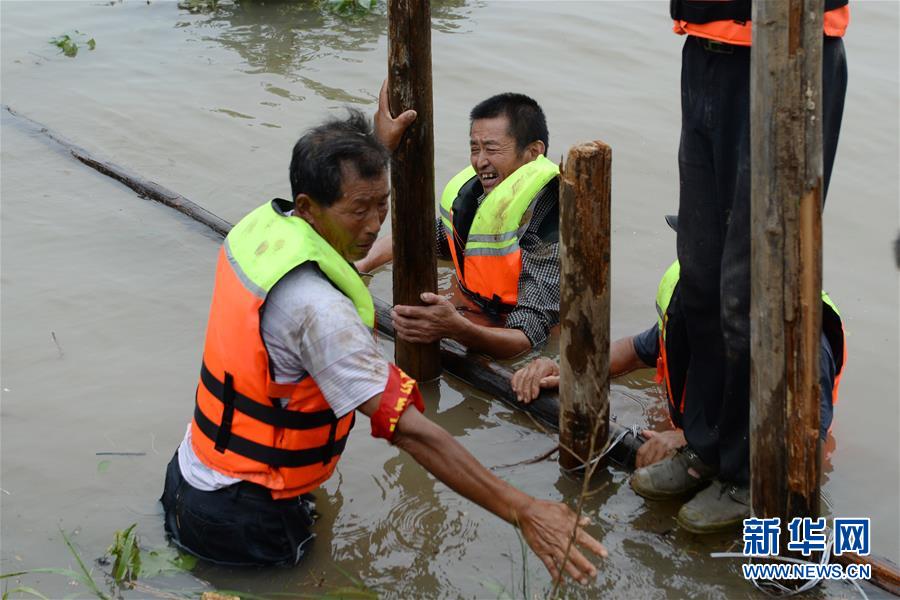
left=178, top=262, right=389, bottom=491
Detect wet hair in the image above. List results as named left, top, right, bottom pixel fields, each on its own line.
left=469, top=93, right=549, bottom=156
left=289, top=108, right=390, bottom=207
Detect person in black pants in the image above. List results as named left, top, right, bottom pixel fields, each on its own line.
left=628, top=30, right=848, bottom=532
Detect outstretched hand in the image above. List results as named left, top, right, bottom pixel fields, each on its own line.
left=516, top=499, right=607, bottom=585
left=374, top=79, right=417, bottom=152
left=511, top=356, right=560, bottom=403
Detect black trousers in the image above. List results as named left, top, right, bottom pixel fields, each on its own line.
left=676, top=35, right=847, bottom=484
left=160, top=453, right=317, bottom=567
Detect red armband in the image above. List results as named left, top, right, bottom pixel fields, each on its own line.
left=370, top=364, right=425, bottom=442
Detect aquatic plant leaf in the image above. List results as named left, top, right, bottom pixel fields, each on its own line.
left=138, top=547, right=197, bottom=578
left=48, top=32, right=96, bottom=58
left=1, top=586, right=50, bottom=600
left=107, top=524, right=140, bottom=583
left=479, top=579, right=514, bottom=600
left=49, top=35, right=78, bottom=57
left=1, top=568, right=83, bottom=581
left=60, top=528, right=110, bottom=600
left=322, top=0, right=377, bottom=17
left=331, top=564, right=366, bottom=588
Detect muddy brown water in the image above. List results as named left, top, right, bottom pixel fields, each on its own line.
left=1, top=2, right=897, bottom=598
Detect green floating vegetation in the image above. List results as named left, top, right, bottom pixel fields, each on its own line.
left=0, top=525, right=196, bottom=600
left=176, top=0, right=380, bottom=18
left=48, top=31, right=96, bottom=58
left=0, top=523, right=380, bottom=600
left=321, top=0, right=379, bottom=17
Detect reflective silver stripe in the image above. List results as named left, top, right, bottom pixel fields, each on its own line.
left=463, top=244, right=520, bottom=257
left=516, top=221, right=530, bottom=241
left=224, top=238, right=267, bottom=299
left=656, top=301, right=665, bottom=320
left=439, top=205, right=452, bottom=220
left=467, top=230, right=518, bottom=244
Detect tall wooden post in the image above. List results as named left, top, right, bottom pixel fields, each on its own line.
left=558, top=142, right=611, bottom=471
left=387, top=0, right=441, bottom=381
left=750, top=0, right=824, bottom=523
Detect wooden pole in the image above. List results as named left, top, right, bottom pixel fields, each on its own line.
left=387, top=0, right=441, bottom=381
left=750, top=0, right=824, bottom=525
left=558, top=142, right=611, bottom=471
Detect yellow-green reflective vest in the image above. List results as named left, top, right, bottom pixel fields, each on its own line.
left=438, top=155, right=559, bottom=308
left=226, top=199, right=374, bottom=326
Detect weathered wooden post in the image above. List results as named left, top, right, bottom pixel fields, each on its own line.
left=558, top=142, right=611, bottom=471
left=750, top=0, right=824, bottom=524
left=387, top=0, right=441, bottom=381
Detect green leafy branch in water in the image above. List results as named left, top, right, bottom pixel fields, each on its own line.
left=0, top=525, right=197, bottom=600
left=0, top=523, right=377, bottom=600
left=175, top=0, right=379, bottom=18
left=317, top=0, right=379, bottom=18
left=1, top=527, right=110, bottom=600
left=48, top=31, right=96, bottom=58
left=103, top=523, right=198, bottom=588
left=106, top=524, right=140, bottom=584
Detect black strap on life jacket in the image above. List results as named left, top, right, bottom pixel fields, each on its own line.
left=661, top=286, right=690, bottom=428
left=670, top=0, right=848, bottom=25
left=214, top=372, right=236, bottom=452
left=450, top=176, right=484, bottom=280
left=196, top=362, right=357, bottom=466
left=194, top=403, right=353, bottom=467
left=821, top=302, right=845, bottom=375
left=200, top=362, right=337, bottom=429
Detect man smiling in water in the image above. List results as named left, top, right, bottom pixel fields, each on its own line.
left=357, top=88, right=560, bottom=359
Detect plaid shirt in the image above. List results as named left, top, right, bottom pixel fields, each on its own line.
left=435, top=179, right=560, bottom=347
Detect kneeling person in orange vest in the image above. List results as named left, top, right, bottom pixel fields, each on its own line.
left=160, top=109, right=605, bottom=581
left=356, top=83, right=560, bottom=359
left=511, top=263, right=844, bottom=475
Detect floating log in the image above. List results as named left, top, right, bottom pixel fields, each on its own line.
left=558, top=141, right=612, bottom=471
left=386, top=0, right=441, bottom=381
left=750, top=1, right=824, bottom=528
left=3, top=106, right=231, bottom=238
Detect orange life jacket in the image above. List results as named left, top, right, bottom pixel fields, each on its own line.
left=671, top=0, right=849, bottom=46
left=439, top=156, right=559, bottom=315
left=191, top=199, right=375, bottom=500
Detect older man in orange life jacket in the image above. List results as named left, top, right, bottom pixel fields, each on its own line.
left=357, top=85, right=560, bottom=359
